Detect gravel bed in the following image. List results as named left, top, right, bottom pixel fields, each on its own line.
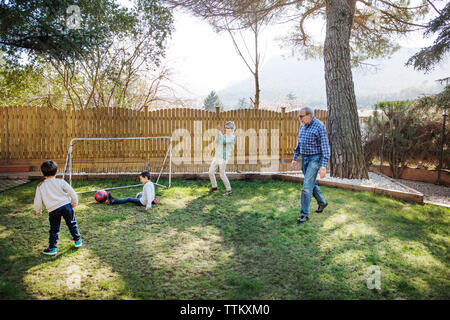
left=283, top=172, right=412, bottom=193
left=397, top=179, right=450, bottom=206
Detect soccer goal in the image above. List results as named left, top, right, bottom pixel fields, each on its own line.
left=61, top=137, right=172, bottom=194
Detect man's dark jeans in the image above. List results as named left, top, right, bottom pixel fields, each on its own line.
left=49, top=203, right=81, bottom=249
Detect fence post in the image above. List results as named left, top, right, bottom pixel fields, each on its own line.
left=215, top=106, right=221, bottom=128
left=436, top=109, right=447, bottom=185
left=144, top=105, right=148, bottom=159
left=66, top=104, right=72, bottom=159
left=6, top=107, right=10, bottom=164
left=281, top=107, right=286, bottom=164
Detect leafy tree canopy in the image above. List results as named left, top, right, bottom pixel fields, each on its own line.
left=0, top=0, right=173, bottom=65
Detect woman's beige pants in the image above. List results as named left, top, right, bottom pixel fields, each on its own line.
left=208, top=157, right=231, bottom=191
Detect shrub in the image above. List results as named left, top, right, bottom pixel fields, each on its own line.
left=363, top=100, right=444, bottom=178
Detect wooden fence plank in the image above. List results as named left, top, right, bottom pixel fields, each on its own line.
left=0, top=107, right=4, bottom=160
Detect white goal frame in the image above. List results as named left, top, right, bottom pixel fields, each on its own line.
left=62, top=137, right=172, bottom=194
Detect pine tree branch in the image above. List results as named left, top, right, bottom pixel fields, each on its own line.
left=358, top=0, right=429, bottom=28
left=299, top=3, right=326, bottom=46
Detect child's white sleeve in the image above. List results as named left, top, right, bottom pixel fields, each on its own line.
left=144, top=182, right=155, bottom=210
left=34, top=186, right=42, bottom=213
left=61, top=179, right=78, bottom=205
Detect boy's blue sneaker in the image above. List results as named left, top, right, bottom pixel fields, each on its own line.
left=42, top=247, right=57, bottom=256
left=74, top=239, right=82, bottom=248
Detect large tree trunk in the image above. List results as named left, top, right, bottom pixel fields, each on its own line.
left=323, top=0, right=368, bottom=179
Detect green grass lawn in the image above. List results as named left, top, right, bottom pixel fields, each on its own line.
left=0, top=178, right=449, bottom=299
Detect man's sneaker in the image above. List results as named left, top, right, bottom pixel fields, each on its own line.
left=74, top=239, right=82, bottom=248
left=222, top=191, right=232, bottom=196
left=42, top=247, right=57, bottom=256
left=107, top=192, right=115, bottom=205
left=316, top=202, right=328, bottom=213
left=297, top=215, right=309, bottom=223
left=207, top=187, right=218, bottom=193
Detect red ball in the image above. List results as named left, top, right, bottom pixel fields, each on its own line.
left=94, top=189, right=108, bottom=203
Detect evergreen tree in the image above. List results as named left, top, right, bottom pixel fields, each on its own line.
left=286, top=92, right=297, bottom=110
left=407, top=3, right=450, bottom=72
left=236, top=97, right=249, bottom=109
left=204, top=91, right=223, bottom=111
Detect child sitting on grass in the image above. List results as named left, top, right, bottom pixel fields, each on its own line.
left=34, top=160, right=82, bottom=256
left=107, top=170, right=158, bottom=210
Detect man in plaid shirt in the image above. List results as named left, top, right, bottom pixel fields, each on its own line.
left=291, top=107, right=330, bottom=223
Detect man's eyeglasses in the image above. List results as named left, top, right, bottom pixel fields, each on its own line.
left=298, top=114, right=308, bottom=119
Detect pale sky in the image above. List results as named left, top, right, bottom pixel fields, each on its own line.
left=163, top=10, right=292, bottom=96
left=114, top=0, right=443, bottom=99
left=163, top=8, right=439, bottom=98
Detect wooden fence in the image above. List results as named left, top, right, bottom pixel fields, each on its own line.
left=0, top=106, right=328, bottom=174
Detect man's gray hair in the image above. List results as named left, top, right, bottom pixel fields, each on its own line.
left=300, top=107, right=314, bottom=115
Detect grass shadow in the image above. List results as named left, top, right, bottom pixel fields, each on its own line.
left=0, top=178, right=449, bottom=299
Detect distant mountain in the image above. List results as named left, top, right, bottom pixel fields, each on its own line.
left=217, top=47, right=450, bottom=110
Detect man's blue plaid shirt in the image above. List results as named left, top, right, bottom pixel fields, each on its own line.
left=293, top=116, right=330, bottom=168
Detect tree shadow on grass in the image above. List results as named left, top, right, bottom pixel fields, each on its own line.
left=316, top=191, right=450, bottom=299
left=1, top=178, right=448, bottom=299
left=77, top=178, right=388, bottom=299
left=0, top=180, right=85, bottom=299
left=59, top=177, right=331, bottom=299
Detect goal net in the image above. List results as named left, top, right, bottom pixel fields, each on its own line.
left=62, top=137, right=172, bottom=193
